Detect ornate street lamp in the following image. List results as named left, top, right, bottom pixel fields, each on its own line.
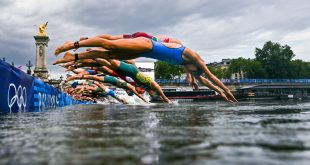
left=26, top=60, right=33, bottom=75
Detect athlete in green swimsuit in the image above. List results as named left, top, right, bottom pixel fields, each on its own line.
left=96, top=59, right=170, bottom=103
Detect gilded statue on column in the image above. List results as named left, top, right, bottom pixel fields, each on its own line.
left=37, top=22, right=48, bottom=36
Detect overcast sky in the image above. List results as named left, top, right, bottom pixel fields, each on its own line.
left=1, top=0, right=310, bottom=78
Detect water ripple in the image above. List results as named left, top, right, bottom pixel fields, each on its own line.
left=1, top=101, right=310, bottom=165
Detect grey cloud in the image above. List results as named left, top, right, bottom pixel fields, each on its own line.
left=65, top=0, right=205, bottom=33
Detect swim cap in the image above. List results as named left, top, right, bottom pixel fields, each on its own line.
left=71, top=81, right=78, bottom=88
left=136, top=87, right=145, bottom=94
left=128, top=91, right=134, bottom=96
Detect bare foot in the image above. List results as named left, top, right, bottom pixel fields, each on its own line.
left=66, top=75, right=79, bottom=82
left=79, top=37, right=89, bottom=41
left=62, top=61, right=75, bottom=68
left=55, top=42, right=74, bottom=56
left=53, top=52, right=75, bottom=65
left=66, top=65, right=76, bottom=71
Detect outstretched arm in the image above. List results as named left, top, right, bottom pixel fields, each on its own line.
left=199, top=66, right=237, bottom=102
left=185, top=50, right=238, bottom=102
left=150, top=82, right=171, bottom=103
left=196, top=76, right=231, bottom=102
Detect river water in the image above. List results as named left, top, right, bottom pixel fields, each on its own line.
left=1, top=100, right=310, bottom=165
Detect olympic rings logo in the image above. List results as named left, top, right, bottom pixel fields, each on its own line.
left=7, top=83, right=27, bottom=113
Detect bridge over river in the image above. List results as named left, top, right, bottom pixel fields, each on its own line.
left=155, top=79, right=310, bottom=101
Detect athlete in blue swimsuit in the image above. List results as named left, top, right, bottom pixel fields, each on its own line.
left=74, top=33, right=196, bottom=91
left=139, top=40, right=185, bottom=65
left=54, top=34, right=237, bottom=102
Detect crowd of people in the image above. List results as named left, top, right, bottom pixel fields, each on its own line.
left=54, top=32, right=237, bottom=104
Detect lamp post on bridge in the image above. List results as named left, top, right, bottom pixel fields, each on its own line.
left=26, top=60, right=33, bottom=75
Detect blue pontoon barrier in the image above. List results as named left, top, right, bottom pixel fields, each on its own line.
left=0, top=60, right=90, bottom=113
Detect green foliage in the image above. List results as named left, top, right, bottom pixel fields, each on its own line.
left=289, top=60, right=310, bottom=78
left=227, top=58, right=248, bottom=74
left=208, top=66, right=228, bottom=79
left=155, top=61, right=184, bottom=79
left=227, top=58, right=266, bottom=79
left=255, top=41, right=295, bottom=78
left=245, top=60, right=266, bottom=78
left=226, top=41, right=309, bottom=79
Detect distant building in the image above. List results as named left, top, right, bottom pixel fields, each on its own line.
left=208, top=59, right=246, bottom=80
left=231, top=70, right=245, bottom=80
left=209, top=58, right=231, bottom=69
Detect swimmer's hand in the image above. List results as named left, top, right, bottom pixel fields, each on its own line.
left=117, top=97, right=128, bottom=104
left=191, top=82, right=199, bottom=90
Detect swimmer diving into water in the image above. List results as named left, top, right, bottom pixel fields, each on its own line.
left=54, top=32, right=237, bottom=102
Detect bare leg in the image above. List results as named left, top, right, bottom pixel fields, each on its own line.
left=82, top=75, right=103, bottom=82
left=66, top=74, right=101, bottom=82
left=93, top=58, right=114, bottom=68
left=76, top=71, right=90, bottom=76
left=66, top=67, right=85, bottom=74
left=55, top=37, right=152, bottom=55
left=53, top=50, right=140, bottom=65
left=79, top=34, right=123, bottom=42
left=94, top=34, right=124, bottom=40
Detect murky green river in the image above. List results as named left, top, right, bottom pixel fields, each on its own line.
left=1, top=100, right=310, bottom=165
